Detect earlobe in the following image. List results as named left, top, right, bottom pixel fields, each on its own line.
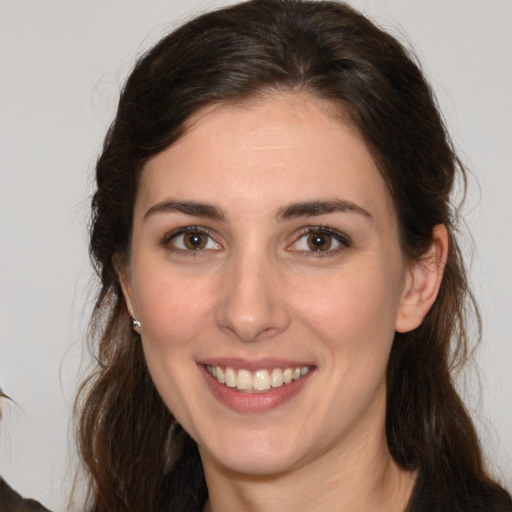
left=395, top=224, right=449, bottom=333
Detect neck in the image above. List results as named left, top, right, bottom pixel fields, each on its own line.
left=200, top=418, right=416, bottom=512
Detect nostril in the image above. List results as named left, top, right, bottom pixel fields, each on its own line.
left=214, top=263, right=292, bottom=342
left=217, top=313, right=291, bottom=342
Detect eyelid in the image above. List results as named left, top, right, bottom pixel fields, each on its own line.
left=287, top=226, right=351, bottom=254
left=161, top=225, right=222, bottom=253
left=160, top=224, right=350, bottom=256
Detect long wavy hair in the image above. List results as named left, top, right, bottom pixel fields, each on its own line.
left=76, top=1, right=510, bottom=510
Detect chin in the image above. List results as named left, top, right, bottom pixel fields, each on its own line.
left=208, top=448, right=302, bottom=477
left=196, top=425, right=311, bottom=478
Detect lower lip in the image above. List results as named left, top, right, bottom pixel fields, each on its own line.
left=199, top=365, right=313, bottom=413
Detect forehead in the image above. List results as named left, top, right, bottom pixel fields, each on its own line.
left=137, top=92, right=396, bottom=224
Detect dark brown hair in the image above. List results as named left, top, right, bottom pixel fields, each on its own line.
left=76, top=1, right=511, bottom=510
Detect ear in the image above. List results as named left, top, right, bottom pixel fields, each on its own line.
left=395, top=224, right=449, bottom=333
left=113, top=254, right=139, bottom=331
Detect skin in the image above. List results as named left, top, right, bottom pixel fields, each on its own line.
left=119, top=92, right=448, bottom=512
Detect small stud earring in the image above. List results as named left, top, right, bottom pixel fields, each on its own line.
left=132, top=317, right=141, bottom=330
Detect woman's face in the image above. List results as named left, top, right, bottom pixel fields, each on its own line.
left=120, top=93, right=418, bottom=477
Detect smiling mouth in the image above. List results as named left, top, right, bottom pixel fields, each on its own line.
left=204, top=364, right=312, bottom=393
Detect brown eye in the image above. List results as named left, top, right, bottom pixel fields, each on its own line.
left=167, top=228, right=220, bottom=252
left=288, top=227, right=350, bottom=254
left=183, top=231, right=208, bottom=250
left=307, top=232, right=332, bottom=251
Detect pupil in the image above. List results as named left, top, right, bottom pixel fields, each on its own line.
left=309, top=233, right=331, bottom=251
left=185, top=232, right=206, bottom=249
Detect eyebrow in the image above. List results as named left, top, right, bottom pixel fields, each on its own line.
left=277, top=199, right=372, bottom=221
left=144, top=200, right=227, bottom=221
left=143, top=198, right=372, bottom=222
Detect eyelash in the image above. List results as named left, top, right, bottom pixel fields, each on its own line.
left=161, top=225, right=351, bottom=256
left=289, top=226, right=351, bottom=256
left=161, top=226, right=221, bottom=256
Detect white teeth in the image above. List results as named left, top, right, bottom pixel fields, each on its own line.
left=215, top=366, right=225, bottom=384
left=236, top=369, right=252, bottom=390
left=225, top=367, right=237, bottom=388
left=270, top=368, right=284, bottom=388
left=253, top=370, right=270, bottom=391
left=206, top=364, right=311, bottom=393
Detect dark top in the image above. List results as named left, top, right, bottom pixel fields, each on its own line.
left=0, top=479, right=51, bottom=512
left=2, top=471, right=510, bottom=511
left=407, top=470, right=512, bottom=512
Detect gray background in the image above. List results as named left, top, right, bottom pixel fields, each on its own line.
left=1, top=1, right=511, bottom=510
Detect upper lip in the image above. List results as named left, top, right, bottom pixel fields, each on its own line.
left=197, top=357, right=315, bottom=371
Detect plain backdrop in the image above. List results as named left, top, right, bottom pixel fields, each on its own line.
left=1, top=1, right=511, bottom=510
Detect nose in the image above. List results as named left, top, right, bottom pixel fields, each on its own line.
left=215, top=250, right=291, bottom=343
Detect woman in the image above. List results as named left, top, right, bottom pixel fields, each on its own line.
left=76, top=0, right=512, bottom=510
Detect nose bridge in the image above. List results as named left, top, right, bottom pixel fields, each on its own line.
left=216, top=240, right=290, bottom=342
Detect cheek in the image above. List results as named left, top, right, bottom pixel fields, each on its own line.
left=135, top=267, right=215, bottom=347
left=134, top=271, right=215, bottom=427
left=296, top=270, right=399, bottom=426
left=297, top=262, right=402, bottom=340
left=294, top=260, right=403, bottom=389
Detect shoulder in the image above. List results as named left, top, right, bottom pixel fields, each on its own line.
left=0, top=478, right=52, bottom=512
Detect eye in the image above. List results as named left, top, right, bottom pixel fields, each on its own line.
left=289, top=227, right=350, bottom=254
left=165, top=227, right=221, bottom=252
